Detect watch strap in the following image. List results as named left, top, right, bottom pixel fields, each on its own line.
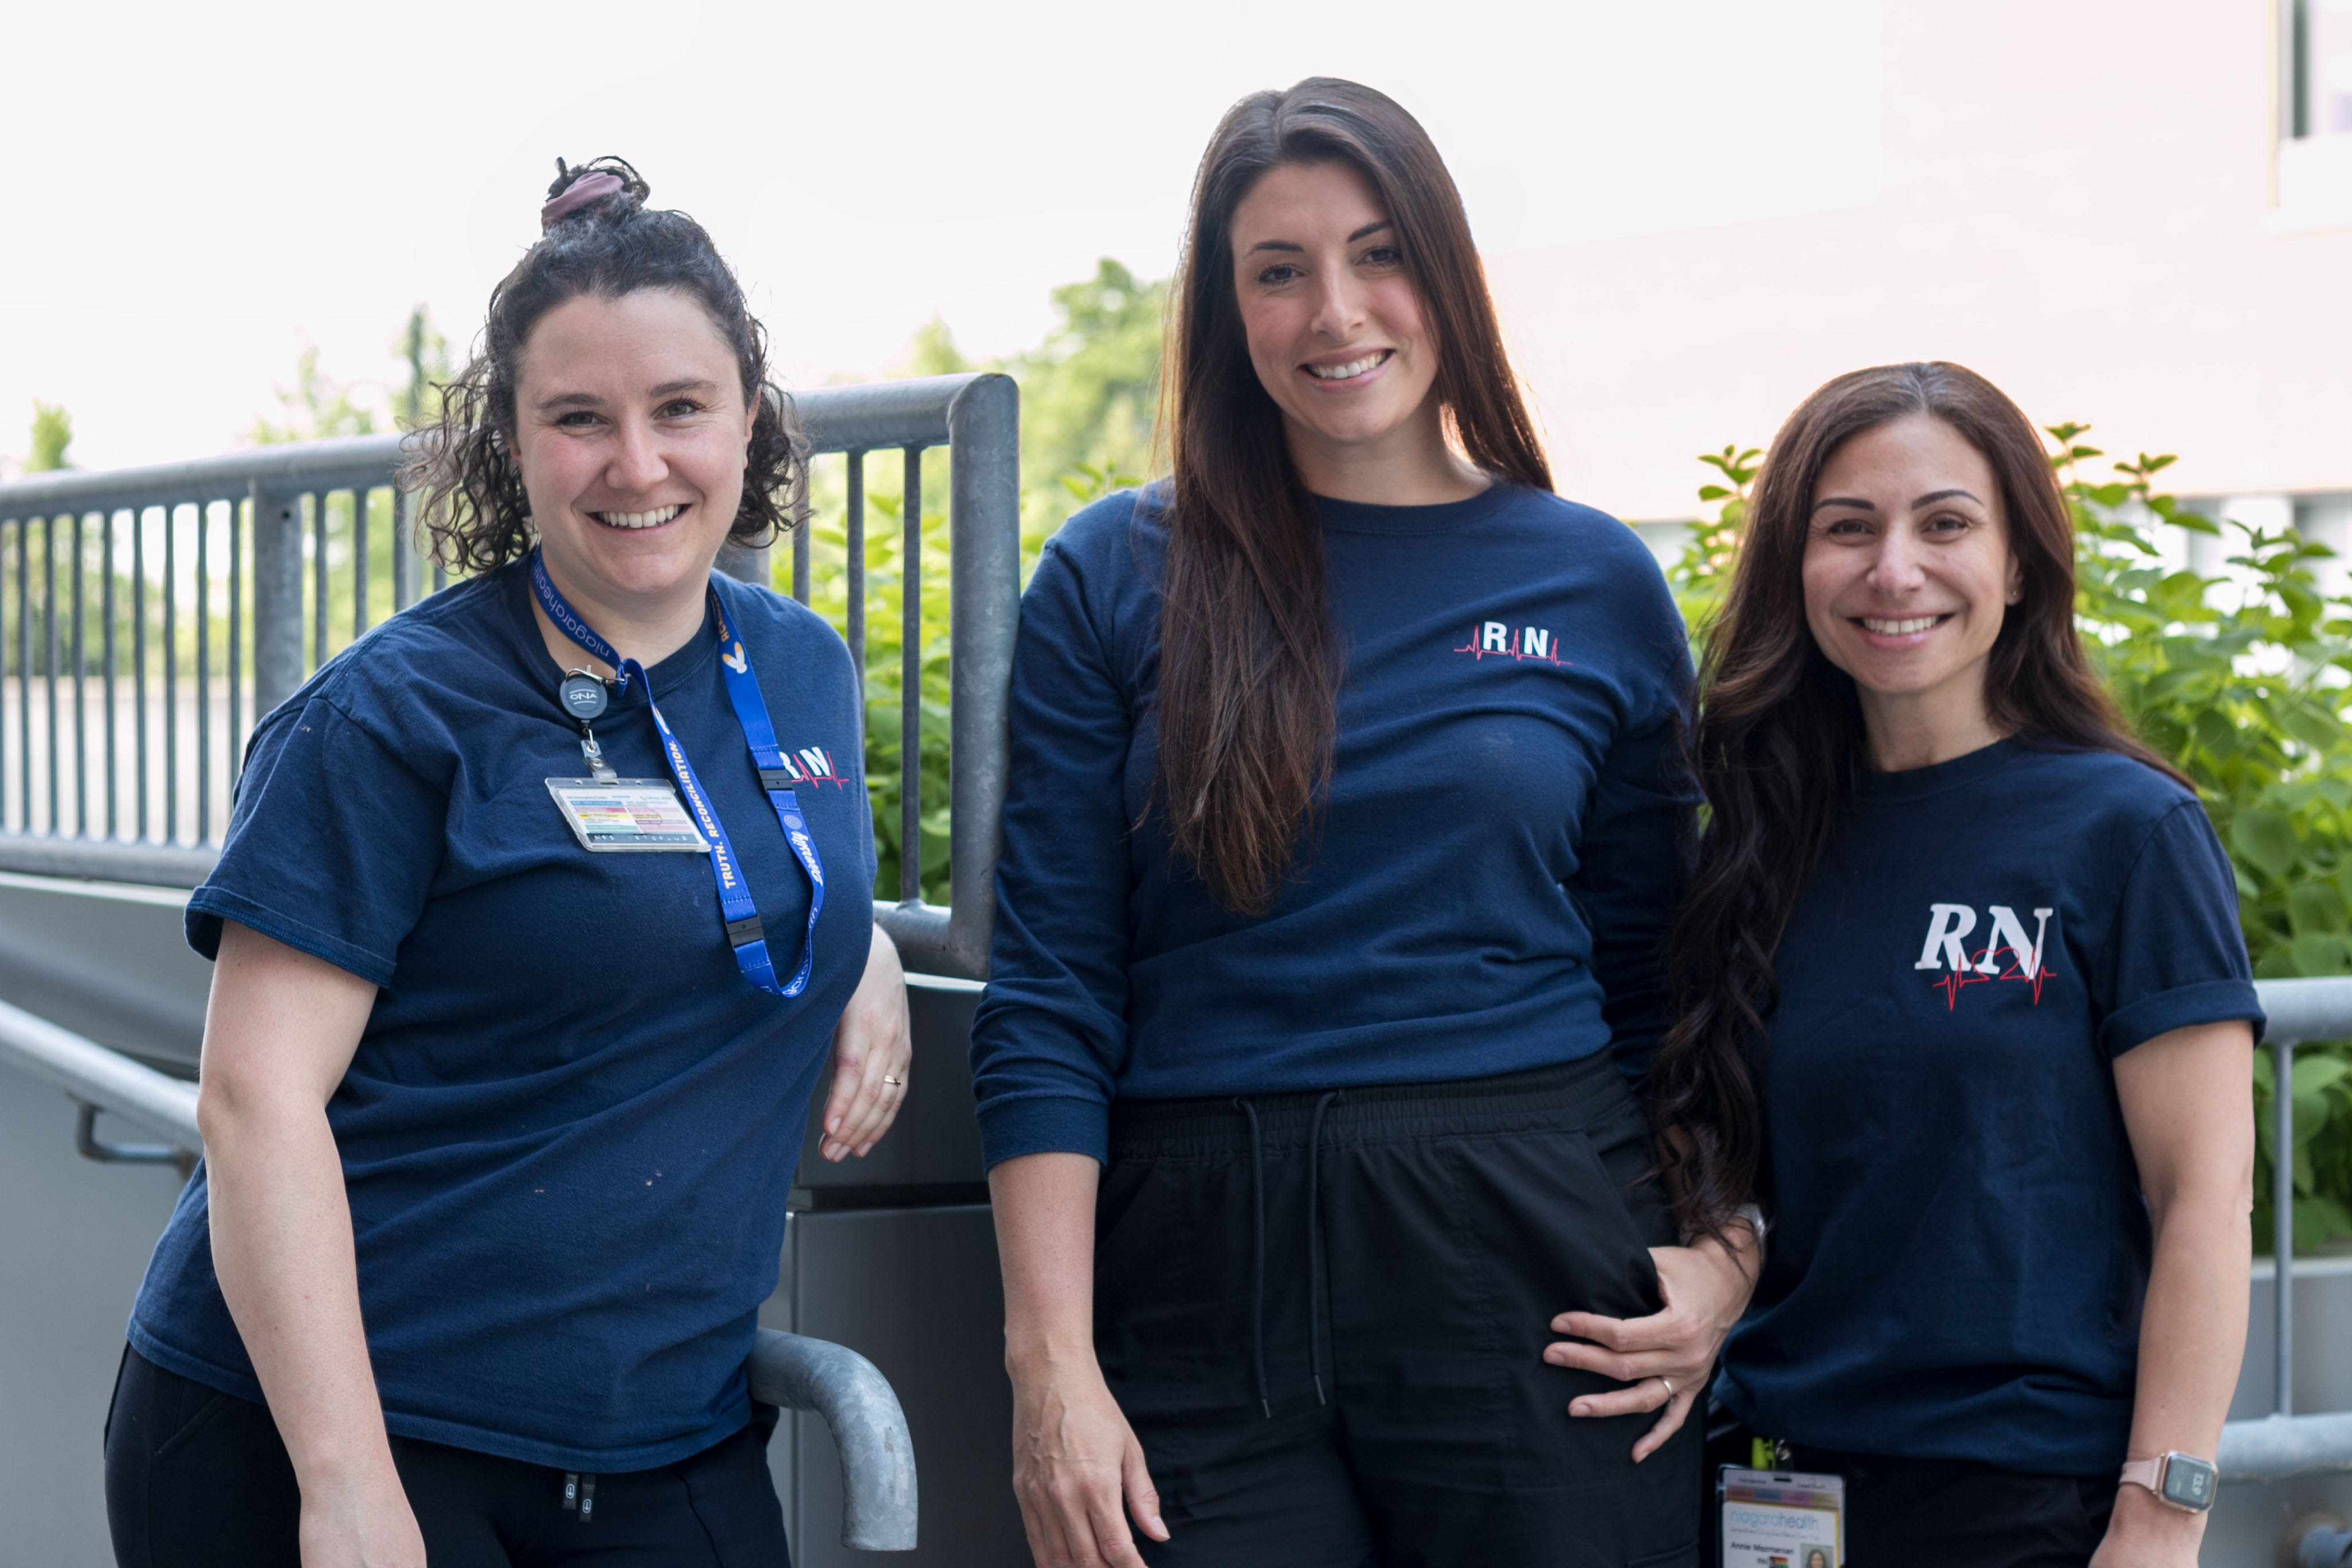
left=2117, top=1456, right=2163, bottom=1494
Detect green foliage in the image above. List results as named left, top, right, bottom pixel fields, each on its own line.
left=1671, top=424, right=2352, bottom=1253
left=784, top=262, right=1165, bottom=906
left=249, top=342, right=384, bottom=445
left=401, top=305, right=451, bottom=431
left=27, top=401, right=72, bottom=472
left=1668, top=444, right=1759, bottom=638
left=1007, top=258, right=1166, bottom=552
left=795, top=449, right=954, bottom=907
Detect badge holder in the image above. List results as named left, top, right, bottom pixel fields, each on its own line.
left=546, top=671, right=710, bottom=854
left=1720, top=1464, right=1844, bottom=1567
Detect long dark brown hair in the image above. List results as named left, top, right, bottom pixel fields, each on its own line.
left=1651, top=361, right=2184, bottom=1234
left=403, top=156, right=807, bottom=573
left=1158, top=79, right=1550, bottom=912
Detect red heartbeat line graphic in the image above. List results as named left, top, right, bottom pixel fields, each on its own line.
left=1451, top=628, right=1572, bottom=667
left=1930, top=940, right=2055, bottom=1010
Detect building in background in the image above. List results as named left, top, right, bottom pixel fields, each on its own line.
left=1492, top=0, right=2352, bottom=582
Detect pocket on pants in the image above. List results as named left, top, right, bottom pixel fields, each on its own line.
left=1448, top=1125, right=1663, bottom=1331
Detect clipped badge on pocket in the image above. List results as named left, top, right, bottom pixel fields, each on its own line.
left=1720, top=1466, right=1843, bottom=1567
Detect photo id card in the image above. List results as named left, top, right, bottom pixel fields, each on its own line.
left=1720, top=1467, right=1843, bottom=1568
left=545, top=778, right=711, bottom=853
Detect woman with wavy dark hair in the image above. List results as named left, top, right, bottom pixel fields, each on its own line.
left=105, top=158, right=908, bottom=1567
left=1655, top=362, right=2259, bottom=1566
left=970, top=80, right=1757, bottom=1567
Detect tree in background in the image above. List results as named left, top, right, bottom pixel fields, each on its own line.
left=1009, top=258, right=1166, bottom=543
left=248, top=343, right=386, bottom=446
left=27, top=401, right=72, bottom=472
left=789, top=258, right=1168, bottom=903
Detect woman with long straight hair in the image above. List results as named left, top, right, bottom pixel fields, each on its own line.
left=970, top=79, right=1757, bottom=1567
left=1653, top=362, right=2259, bottom=1566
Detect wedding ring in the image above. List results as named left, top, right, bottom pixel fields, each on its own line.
left=1657, top=1376, right=1675, bottom=1398
left=881, top=1075, right=903, bottom=1085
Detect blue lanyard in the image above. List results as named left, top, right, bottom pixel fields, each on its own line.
left=530, top=550, right=826, bottom=998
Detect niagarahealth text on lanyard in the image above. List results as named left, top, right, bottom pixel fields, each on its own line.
left=531, top=548, right=824, bottom=998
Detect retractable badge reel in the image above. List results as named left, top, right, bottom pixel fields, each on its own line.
left=1720, top=1452, right=1844, bottom=1568
left=544, top=670, right=711, bottom=853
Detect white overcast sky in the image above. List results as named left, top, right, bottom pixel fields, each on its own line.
left=4, top=0, right=1879, bottom=473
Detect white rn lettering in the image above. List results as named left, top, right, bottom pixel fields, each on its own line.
left=1914, top=904, right=1977, bottom=971
left=1914, top=902, right=2055, bottom=973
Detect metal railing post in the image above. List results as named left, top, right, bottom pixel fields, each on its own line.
left=942, top=373, right=1020, bottom=971
left=2277, top=1028, right=2296, bottom=1417
left=715, top=542, right=770, bottom=586
left=250, top=483, right=304, bottom=720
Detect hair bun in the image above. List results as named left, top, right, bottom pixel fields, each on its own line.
left=540, top=156, right=650, bottom=231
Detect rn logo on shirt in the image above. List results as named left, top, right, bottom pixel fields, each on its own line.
left=774, top=746, right=850, bottom=790
left=1914, top=903, right=2057, bottom=1009
left=1452, top=621, right=1570, bottom=667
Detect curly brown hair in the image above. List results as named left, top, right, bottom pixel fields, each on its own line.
left=401, top=156, right=807, bottom=573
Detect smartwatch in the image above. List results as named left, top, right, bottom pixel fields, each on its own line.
left=2118, top=1452, right=2217, bottom=1512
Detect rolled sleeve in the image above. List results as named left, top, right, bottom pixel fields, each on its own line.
left=2096, top=799, right=2264, bottom=1057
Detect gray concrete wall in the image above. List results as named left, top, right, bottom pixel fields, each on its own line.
left=0, top=1061, right=186, bottom=1568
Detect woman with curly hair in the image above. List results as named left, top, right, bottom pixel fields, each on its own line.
left=103, top=158, right=907, bottom=1567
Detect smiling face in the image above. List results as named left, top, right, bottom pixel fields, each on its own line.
left=511, top=288, right=754, bottom=630
left=1801, top=414, right=2022, bottom=767
left=1228, top=159, right=1454, bottom=494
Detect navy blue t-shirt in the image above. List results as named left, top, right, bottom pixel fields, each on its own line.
left=129, top=559, right=875, bottom=1471
left=969, top=483, right=1695, bottom=1168
left=1715, top=739, right=2261, bottom=1476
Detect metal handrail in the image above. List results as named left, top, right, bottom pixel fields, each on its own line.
left=0, top=373, right=1021, bottom=979
left=0, top=994, right=197, bottom=1148
left=2219, top=973, right=2352, bottom=1481
left=749, top=1329, right=918, bottom=1550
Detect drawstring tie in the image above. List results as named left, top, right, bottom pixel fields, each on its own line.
left=1306, top=1089, right=1339, bottom=1407
left=1233, top=1090, right=1344, bottom=1419
left=1234, top=1097, right=1271, bottom=1418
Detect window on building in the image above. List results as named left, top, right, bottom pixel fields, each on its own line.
left=2277, top=0, right=2352, bottom=224
left=2291, top=0, right=2352, bottom=138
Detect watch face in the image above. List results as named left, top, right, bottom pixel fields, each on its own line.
left=2159, top=1455, right=2216, bottom=1510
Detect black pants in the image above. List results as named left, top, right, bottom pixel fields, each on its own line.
left=1703, top=1418, right=2117, bottom=1568
left=104, top=1346, right=791, bottom=1567
left=1096, top=1055, right=1701, bottom=1568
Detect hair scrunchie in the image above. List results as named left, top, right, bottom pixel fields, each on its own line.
left=540, top=172, right=625, bottom=230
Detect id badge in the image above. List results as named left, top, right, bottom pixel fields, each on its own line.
left=1720, top=1467, right=1844, bottom=1567
left=544, top=778, right=712, bottom=852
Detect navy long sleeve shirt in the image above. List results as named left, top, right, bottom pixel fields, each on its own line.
left=969, top=483, right=1695, bottom=1169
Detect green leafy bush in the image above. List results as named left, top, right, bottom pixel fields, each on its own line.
left=783, top=261, right=1165, bottom=908
left=1672, top=426, right=2352, bottom=1254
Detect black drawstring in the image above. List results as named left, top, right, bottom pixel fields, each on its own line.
left=1306, top=1089, right=1339, bottom=1406
left=1234, top=1097, right=1271, bottom=1418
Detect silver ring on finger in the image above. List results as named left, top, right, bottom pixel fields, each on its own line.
left=1656, top=1375, right=1674, bottom=1399
left=881, top=1075, right=903, bottom=1087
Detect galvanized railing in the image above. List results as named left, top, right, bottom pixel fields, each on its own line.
left=2220, top=974, right=2352, bottom=1483
left=0, top=372, right=1018, bottom=977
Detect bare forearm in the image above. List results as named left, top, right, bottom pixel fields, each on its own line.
left=205, top=1091, right=393, bottom=1487
left=2129, top=1191, right=2248, bottom=1459
left=989, top=1152, right=1103, bottom=1372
